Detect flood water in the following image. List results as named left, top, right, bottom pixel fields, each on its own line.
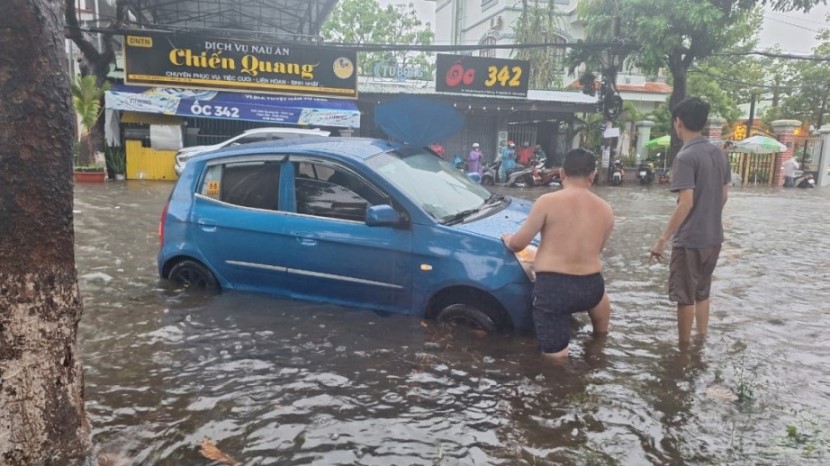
left=74, top=181, right=830, bottom=465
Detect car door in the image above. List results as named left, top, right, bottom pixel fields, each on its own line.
left=190, top=156, right=292, bottom=293
left=276, top=157, right=414, bottom=313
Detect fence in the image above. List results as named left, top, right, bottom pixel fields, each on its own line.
left=727, top=151, right=776, bottom=186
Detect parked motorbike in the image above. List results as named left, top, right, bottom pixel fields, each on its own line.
left=794, top=171, right=816, bottom=188
left=481, top=160, right=501, bottom=186
left=637, top=160, right=655, bottom=185
left=609, top=160, right=625, bottom=186
left=531, top=158, right=562, bottom=187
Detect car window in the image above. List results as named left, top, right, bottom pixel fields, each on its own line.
left=234, top=135, right=270, bottom=145
left=294, top=162, right=386, bottom=221
left=200, top=161, right=280, bottom=210
left=366, top=150, right=490, bottom=220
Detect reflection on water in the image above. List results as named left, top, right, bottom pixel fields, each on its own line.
left=75, top=181, right=830, bottom=464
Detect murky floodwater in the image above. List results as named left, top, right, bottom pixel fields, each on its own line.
left=74, top=180, right=830, bottom=465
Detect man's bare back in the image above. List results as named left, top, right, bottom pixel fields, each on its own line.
left=503, top=148, right=614, bottom=359
left=533, top=188, right=614, bottom=275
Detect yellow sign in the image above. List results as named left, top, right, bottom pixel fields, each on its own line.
left=127, top=36, right=153, bottom=48
left=732, top=124, right=746, bottom=141
left=206, top=181, right=220, bottom=198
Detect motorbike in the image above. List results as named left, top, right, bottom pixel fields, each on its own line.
left=794, top=170, right=816, bottom=188
left=637, top=160, right=655, bottom=185
left=609, top=160, right=625, bottom=186
left=481, top=160, right=531, bottom=186
left=530, top=157, right=562, bottom=187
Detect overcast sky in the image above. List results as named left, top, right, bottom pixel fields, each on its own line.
left=758, top=4, right=829, bottom=54
left=377, top=1, right=827, bottom=54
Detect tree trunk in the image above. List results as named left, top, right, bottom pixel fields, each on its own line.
left=667, top=62, right=688, bottom=167
left=0, top=0, right=91, bottom=463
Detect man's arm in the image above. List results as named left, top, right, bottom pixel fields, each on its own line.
left=722, top=184, right=729, bottom=208
left=649, top=189, right=693, bottom=262
left=503, top=196, right=549, bottom=251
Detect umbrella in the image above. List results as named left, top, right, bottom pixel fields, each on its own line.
left=733, top=135, right=787, bottom=154
left=374, top=96, right=465, bottom=148
left=645, top=134, right=671, bottom=149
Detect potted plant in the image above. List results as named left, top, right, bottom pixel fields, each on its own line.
left=104, top=144, right=126, bottom=180
left=71, top=75, right=109, bottom=182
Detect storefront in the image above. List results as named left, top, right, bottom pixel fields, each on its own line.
left=105, top=85, right=361, bottom=180
left=105, top=31, right=360, bottom=180
left=356, top=53, right=597, bottom=166
left=356, top=82, right=598, bottom=167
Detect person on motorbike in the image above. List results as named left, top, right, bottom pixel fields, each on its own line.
left=500, top=141, right=517, bottom=182
left=517, top=141, right=534, bottom=167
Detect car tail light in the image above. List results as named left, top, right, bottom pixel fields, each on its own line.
left=159, top=201, right=169, bottom=247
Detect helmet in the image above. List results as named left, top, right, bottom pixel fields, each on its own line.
left=507, top=140, right=515, bottom=146
left=523, top=141, right=530, bottom=146
left=472, top=143, right=480, bottom=148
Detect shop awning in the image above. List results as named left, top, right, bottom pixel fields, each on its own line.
left=105, top=85, right=360, bottom=129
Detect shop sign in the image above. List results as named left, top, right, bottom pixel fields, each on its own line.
left=106, top=85, right=361, bottom=128
left=435, top=54, right=529, bottom=98
left=124, top=32, right=358, bottom=98
left=372, top=62, right=425, bottom=82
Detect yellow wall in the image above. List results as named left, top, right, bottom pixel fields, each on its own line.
left=125, top=140, right=178, bottom=181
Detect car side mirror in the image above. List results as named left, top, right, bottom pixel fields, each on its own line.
left=365, top=204, right=402, bottom=227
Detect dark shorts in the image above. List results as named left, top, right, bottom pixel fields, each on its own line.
left=532, top=271, right=605, bottom=354
left=669, top=246, right=721, bottom=305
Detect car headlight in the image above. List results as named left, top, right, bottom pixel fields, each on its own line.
left=513, top=245, right=537, bottom=282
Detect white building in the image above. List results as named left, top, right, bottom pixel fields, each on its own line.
left=434, top=0, right=671, bottom=117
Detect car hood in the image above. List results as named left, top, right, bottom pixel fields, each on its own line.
left=453, top=196, right=535, bottom=240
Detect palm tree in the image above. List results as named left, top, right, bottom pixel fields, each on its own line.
left=70, top=75, right=109, bottom=166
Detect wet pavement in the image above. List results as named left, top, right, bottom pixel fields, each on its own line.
left=74, top=180, right=830, bottom=465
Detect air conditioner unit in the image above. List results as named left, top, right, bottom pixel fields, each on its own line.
left=490, top=15, right=503, bottom=30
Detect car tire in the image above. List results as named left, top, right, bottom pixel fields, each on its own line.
left=482, top=175, right=495, bottom=186
left=168, top=260, right=219, bottom=291
left=436, top=303, right=497, bottom=333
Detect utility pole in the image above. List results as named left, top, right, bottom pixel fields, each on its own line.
left=746, top=92, right=756, bottom=139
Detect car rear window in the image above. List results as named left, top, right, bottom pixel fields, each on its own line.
left=200, top=161, right=280, bottom=210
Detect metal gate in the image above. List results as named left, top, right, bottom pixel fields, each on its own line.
left=437, top=115, right=498, bottom=164
left=728, top=152, right=775, bottom=186
left=508, top=123, right=537, bottom=151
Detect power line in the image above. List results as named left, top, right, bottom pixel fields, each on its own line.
left=762, top=14, right=822, bottom=32
left=714, top=50, right=830, bottom=61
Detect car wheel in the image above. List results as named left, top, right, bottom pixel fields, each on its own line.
left=482, top=175, right=495, bottom=186
left=436, top=304, right=497, bottom=333
left=168, top=260, right=219, bottom=291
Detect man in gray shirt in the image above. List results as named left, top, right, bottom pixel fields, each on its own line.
left=649, top=97, right=731, bottom=345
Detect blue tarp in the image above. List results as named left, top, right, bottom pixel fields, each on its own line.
left=374, top=96, right=464, bottom=147
left=105, top=84, right=360, bottom=128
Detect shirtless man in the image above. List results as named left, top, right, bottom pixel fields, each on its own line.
left=503, top=149, right=614, bottom=360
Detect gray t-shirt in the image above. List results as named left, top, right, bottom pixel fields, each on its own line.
left=670, top=136, right=731, bottom=248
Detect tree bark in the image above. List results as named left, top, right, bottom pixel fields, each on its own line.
left=0, top=0, right=91, bottom=463
left=667, top=58, right=689, bottom=167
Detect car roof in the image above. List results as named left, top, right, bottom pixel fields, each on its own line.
left=192, top=137, right=408, bottom=164
left=239, top=127, right=330, bottom=136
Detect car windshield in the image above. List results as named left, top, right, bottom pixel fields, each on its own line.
left=367, top=150, right=492, bottom=221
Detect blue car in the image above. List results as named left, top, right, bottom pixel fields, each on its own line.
left=158, top=138, right=538, bottom=331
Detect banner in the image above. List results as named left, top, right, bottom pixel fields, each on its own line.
left=435, top=54, right=530, bottom=98
left=105, top=85, right=361, bottom=128
left=124, top=32, right=357, bottom=98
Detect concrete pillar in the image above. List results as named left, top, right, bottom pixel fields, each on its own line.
left=705, top=117, right=726, bottom=142
left=771, top=119, right=802, bottom=187
left=635, top=120, right=654, bottom=159
left=817, top=124, right=830, bottom=187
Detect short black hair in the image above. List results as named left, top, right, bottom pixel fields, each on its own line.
left=671, top=97, right=710, bottom=132
left=563, top=148, right=596, bottom=177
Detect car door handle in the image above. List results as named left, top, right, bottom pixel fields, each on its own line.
left=293, top=231, right=318, bottom=246
left=197, top=218, right=217, bottom=232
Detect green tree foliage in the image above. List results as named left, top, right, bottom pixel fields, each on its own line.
left=763, top=20, right=830, bottom=128
left=513, top=0, right=565, bottom=89
left=321, top=0, right=435, bottom=79
left=70, top=75, right=110, bottom=166
left=575, top=0, right=823, bottom=161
